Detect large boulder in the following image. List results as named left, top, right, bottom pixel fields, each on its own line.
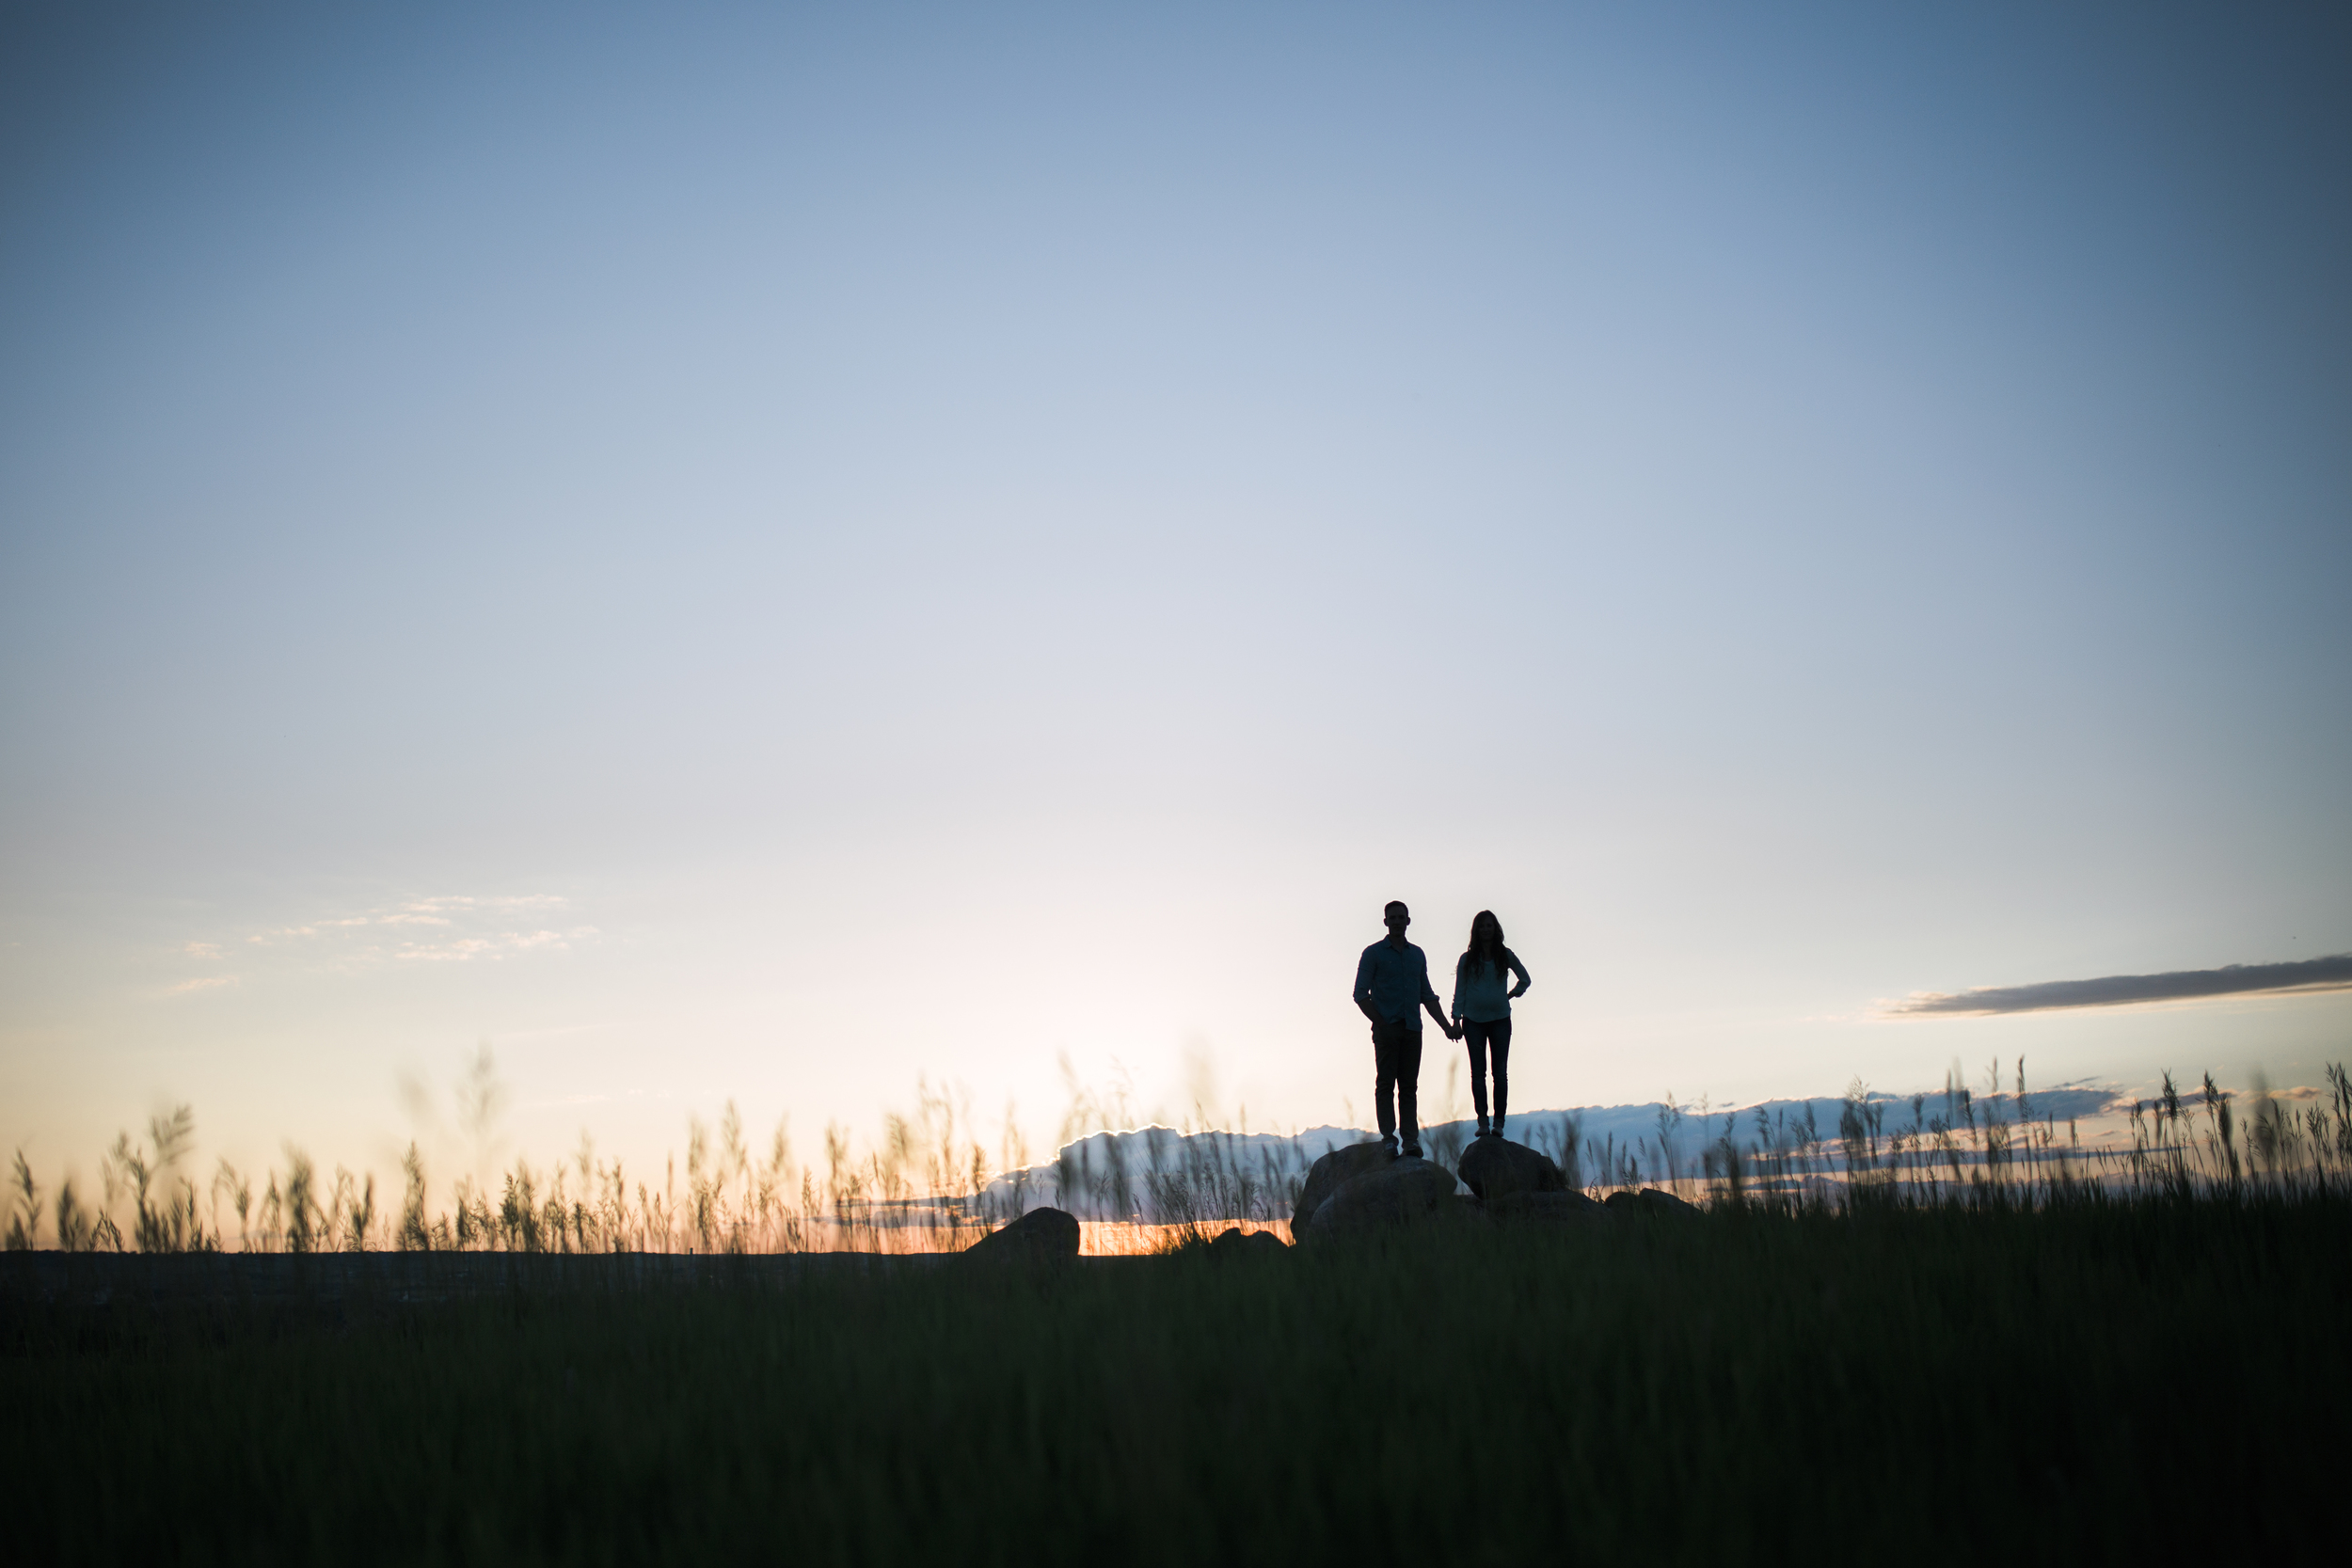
left=965, top=1206, right=1081, bottom=1259
left=1485, top=1190, right=1610, bottom=1226
left=1454, top=1136, right=1568, bottom=1200
left=1293, top=1141, right=1397, bottom=1236
left=1602, top=1187, right=1701, bottom=1218
left=1307, top=1157, right=1463, bottom=1239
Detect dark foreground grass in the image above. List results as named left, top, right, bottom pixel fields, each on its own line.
left=6, top=1196, right=2346, bottom=1565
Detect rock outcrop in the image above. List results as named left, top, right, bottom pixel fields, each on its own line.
left=1292, top=1141, right=1398, bottom=1236
left=1454, top=1136, right=1568, bottom=1200
left=964, top=1205, right=1081, bottom=1259
left=1306, top=1156, right=1463, bottom=1239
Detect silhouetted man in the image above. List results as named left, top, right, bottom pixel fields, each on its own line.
left=1352, top=900, right=1459, bottom=1158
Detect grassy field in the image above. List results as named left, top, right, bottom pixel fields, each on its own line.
left=7, top=1190, right=2345, bottom=1564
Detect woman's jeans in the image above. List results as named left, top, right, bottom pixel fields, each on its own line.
left=1463, top=1017, right=1513, bottom=1128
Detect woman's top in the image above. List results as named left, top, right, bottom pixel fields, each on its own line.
left=1452, top=947, right=1531, bottom=1023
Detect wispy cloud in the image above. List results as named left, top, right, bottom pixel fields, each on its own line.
left=242, top=895, right=570, bottom=942
left=167, top=974, right=238, bottom=994
left=393, top=927, right=596, bottom=962
left=404, top=895, right=566, bottom=915
left=1891, top=955, right=2352, bottom=1017
left=187, top=895, right=593, bottom=975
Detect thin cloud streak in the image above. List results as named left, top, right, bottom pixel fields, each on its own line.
left=176, top=895, right=594, bottom=982
left=1894, top=956, right=2352, bottom=1017
left=167, top=975, right=238, bottom=995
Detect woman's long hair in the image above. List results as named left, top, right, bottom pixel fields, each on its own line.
left=1465, top=911, right=1507, bottom=975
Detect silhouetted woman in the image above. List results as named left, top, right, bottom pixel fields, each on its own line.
left=1451, top=911, right=1531, bottom=1138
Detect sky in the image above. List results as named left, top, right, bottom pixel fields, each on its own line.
left=3, top=1, right=2348, bottom=1194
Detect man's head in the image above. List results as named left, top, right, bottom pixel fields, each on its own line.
left=1383, top=900, right=1409, bottom=939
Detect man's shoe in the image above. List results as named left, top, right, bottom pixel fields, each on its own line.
left=1381, top=1134, right=1400, bottom=1157
left=1401, top=1143, right=1422, bottom=1159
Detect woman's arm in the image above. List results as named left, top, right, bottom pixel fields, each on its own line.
left=1418, top=955, right=1458, bottom=1037
left=1507, top=950, right=1532, bottom=1000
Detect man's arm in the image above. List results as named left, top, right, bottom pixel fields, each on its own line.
left=1353, top=948, right=1383, bottom=1025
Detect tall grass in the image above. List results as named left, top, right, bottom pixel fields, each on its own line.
left=6, top=1186, right=2344, bottom=1562
left=8, top=1059, right=2347, bottom=1256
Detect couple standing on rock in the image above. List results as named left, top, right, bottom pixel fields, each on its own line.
left=1351, top=901, right=1531, bottom=1158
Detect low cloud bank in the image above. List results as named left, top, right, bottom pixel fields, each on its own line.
left=1894, top=954, right=2352, bottom=1017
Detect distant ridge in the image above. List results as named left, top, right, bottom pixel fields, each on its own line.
left=973, top=1085, right=2120, bottom=1220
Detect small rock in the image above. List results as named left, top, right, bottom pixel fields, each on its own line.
left=1454, top=1136, right=1568, bottom=1200
left=1293, top=1141, right=1397, bottom=1237
left=1206, top=1227, right=1287, bottom=1255
left=1308, top=1157, right=1462, bottom=1239
left=1484, top=1190, right=1610, bottom=1225
left=1601, top=1187, right=1701, bottom=1217
left=965, top=1206, right=1081, bottom=1259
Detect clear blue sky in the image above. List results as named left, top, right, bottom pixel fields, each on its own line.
left=4, top=2, right=2347, bottom=1187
